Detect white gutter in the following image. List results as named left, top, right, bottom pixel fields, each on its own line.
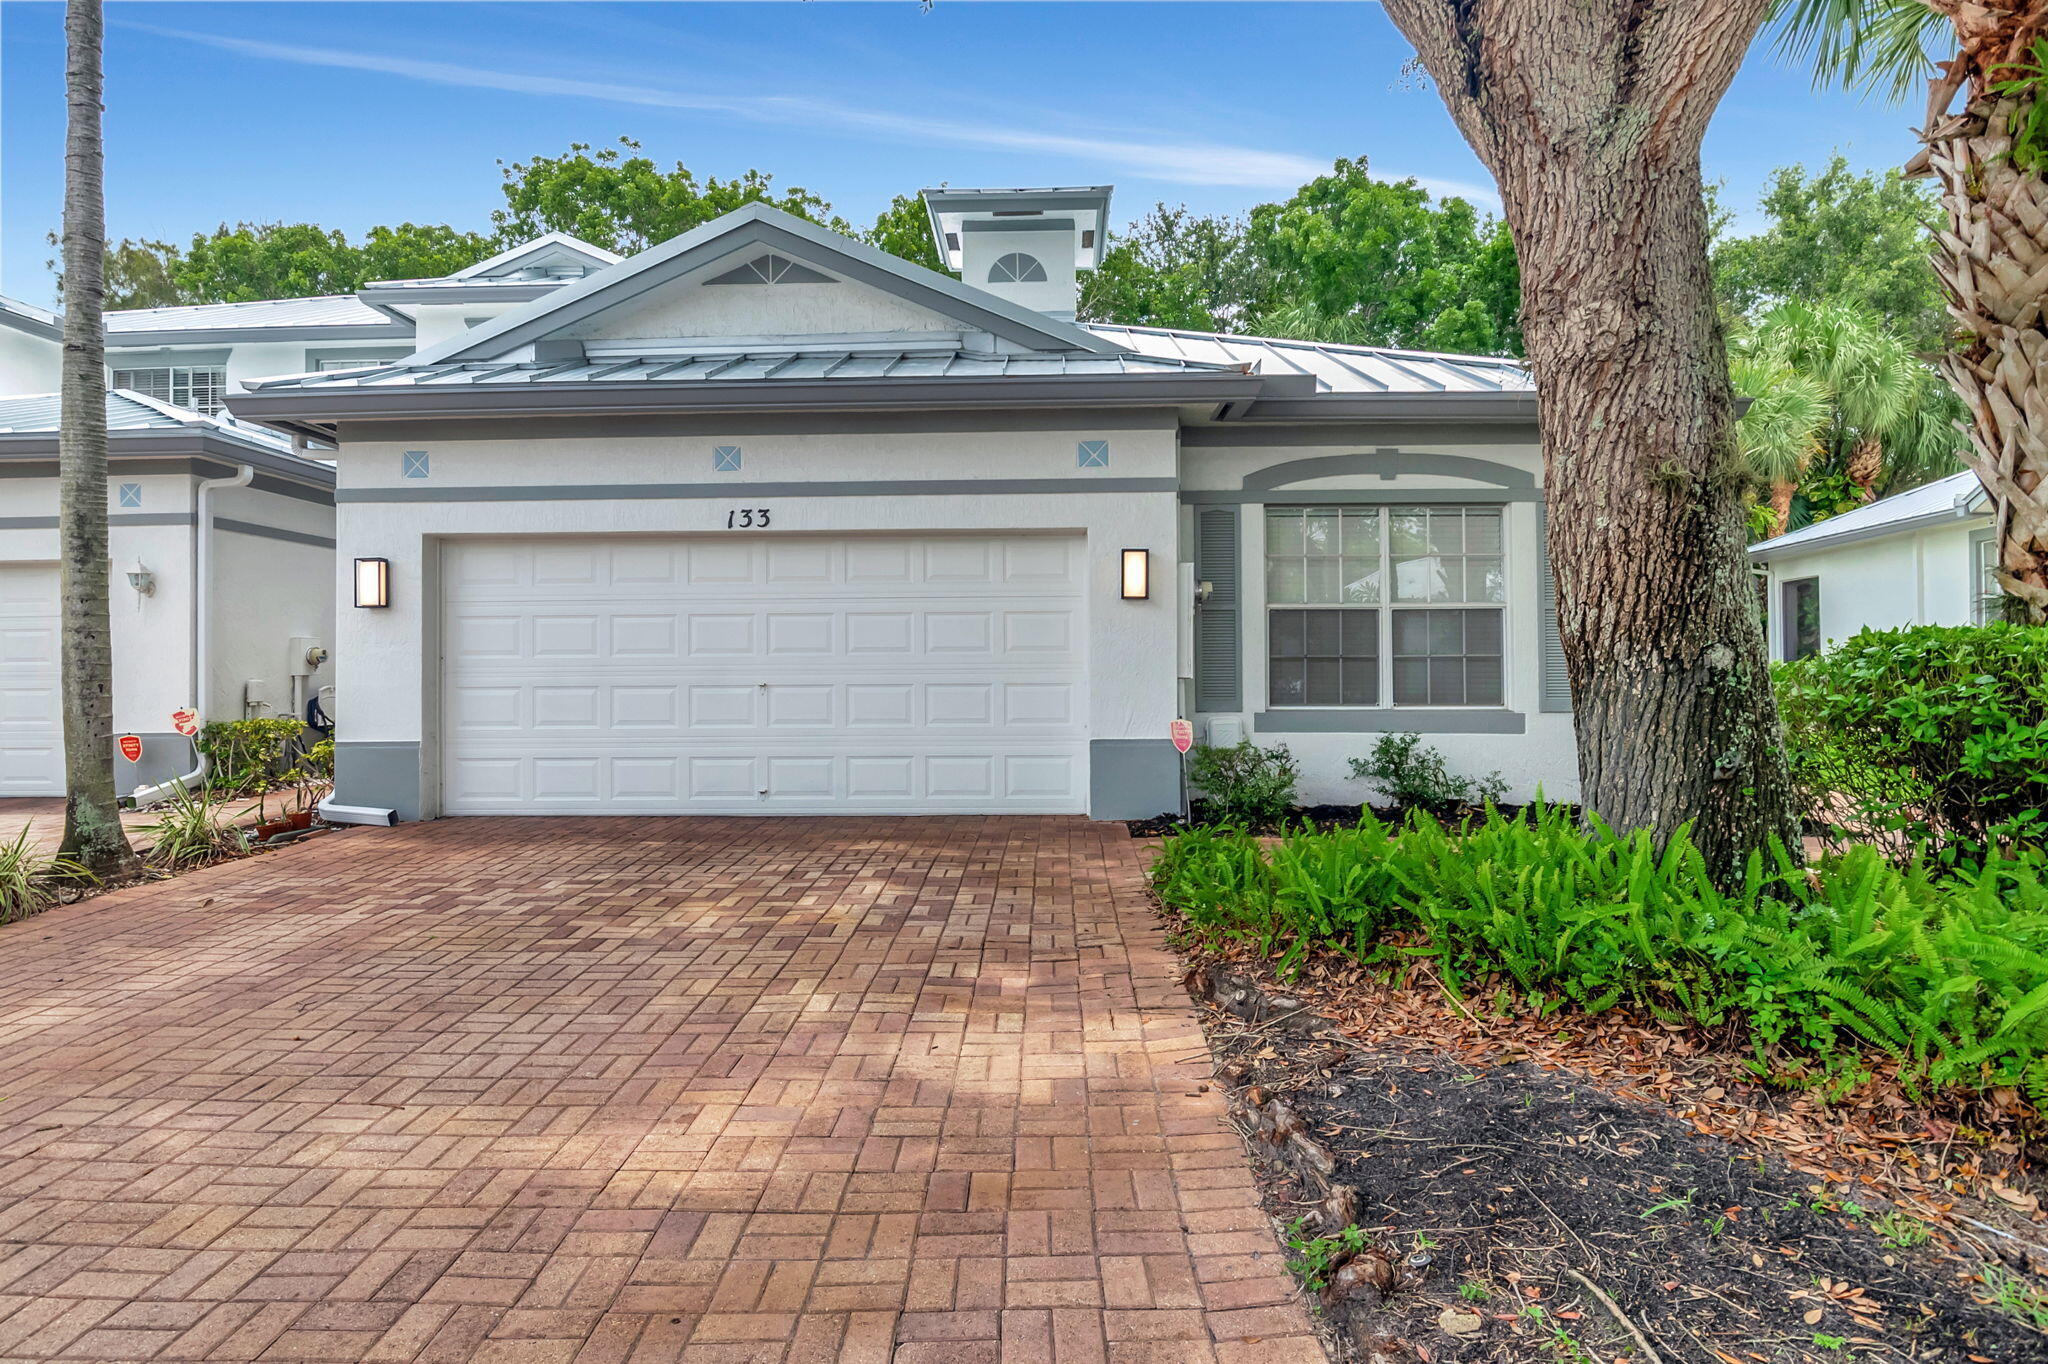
left=131, top=462, right=253, bottom=806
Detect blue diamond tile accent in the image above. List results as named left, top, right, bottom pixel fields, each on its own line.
left=1077, top=440, right=1110, bottom=469
left=713, top=445, right=743, bottom=472
left=117, top=483, right=142, bottom=508
left=402, top=450, right=430, bottom=478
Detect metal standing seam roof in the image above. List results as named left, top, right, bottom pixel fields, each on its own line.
left=0, top=295, right=61, bottom=341
left=1086, top=324, right=1534, bottom=396
left=106, top=294, right=398, bottom=335
left=0, top=389, right=308, bottom=459
left=241, top=346, right=1254, bottom=393
left=1747, top=469, right=1990, bottom=558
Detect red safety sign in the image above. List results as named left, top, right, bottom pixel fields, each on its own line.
left=171, top=708, right=200, bottom=737
left=118, top=735, right=141, bottom=763
left=1169, top=719, right=1194, bottom=754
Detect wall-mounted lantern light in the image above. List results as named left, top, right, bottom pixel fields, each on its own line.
left=125, top=561, right=155, bottom=597
left=353, top=557, right=390, bottom=609
left=1121, top=548, right=1150, bottom=600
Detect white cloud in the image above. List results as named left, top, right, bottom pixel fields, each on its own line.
left=133, top=26, right=1329, bottom=188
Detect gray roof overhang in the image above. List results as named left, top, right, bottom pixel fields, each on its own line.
left=0, top=429, right=334, bottom=490
left=1746, top=501, right=1986, bottom=561
left=1230, top=392, right=1540, bottom=423
left=357, top=283, right=561, bottom=308
left=107, top=321, right=415, bottom=347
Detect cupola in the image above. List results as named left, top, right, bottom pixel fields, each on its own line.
left=921, top=186, right=1112, bottom=321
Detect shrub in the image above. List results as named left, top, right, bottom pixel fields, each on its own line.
left=1348, top=733, right=1506, bottom=813
left=0, top=827, right=92, bottom=923
left=141, top=784, right=250, bottom=869
left=1152, top=804, right=2048, bottom=1104
left=1187, top=740, right=1300, bottom=827
left=196, top=718, right=311, bottom=796
left=1776, top=624, right=2048, bottom=863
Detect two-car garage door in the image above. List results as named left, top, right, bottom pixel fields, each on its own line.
left=440, top=534, right=1089, bottom=814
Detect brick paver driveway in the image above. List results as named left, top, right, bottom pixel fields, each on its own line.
left=0, top=817, right=1323, bottom=1363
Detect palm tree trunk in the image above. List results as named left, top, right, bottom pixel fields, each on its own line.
left=57, top=0, right=137, bottom=876
left=1915, top=79, right=2048, bottom=621
left=1770, top=479, right=1797, bottom=535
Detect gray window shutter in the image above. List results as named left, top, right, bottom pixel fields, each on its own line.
left=1195, top=506, right=1242, bottom=712
left=1538, top=504, right=1572, bottom=713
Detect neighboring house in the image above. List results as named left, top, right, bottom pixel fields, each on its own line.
left=1748, top=469, right=1998, bottom=664
left=0, top=232, right=619, bottom=797
left=228, top=187, right=1572, bottom=822
left=0, top=392, right=336, bottom=796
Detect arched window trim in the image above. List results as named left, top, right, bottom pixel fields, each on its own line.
left=988, top=253, right=1049, bottom=284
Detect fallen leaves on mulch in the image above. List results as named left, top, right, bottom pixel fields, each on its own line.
left=1195, top=935, right=2047, bottom=1257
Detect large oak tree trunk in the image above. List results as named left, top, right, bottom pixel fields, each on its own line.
left=1915, top=82, right=2048, bottom=620
left=57, top=0, right=137, bottom=876
left=1380, top=0, right=1802, bottom=875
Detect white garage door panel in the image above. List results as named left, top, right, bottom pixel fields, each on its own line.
left=0, top=564, right=62, bottom=798
left=442, top=535, right=1089, bottom=814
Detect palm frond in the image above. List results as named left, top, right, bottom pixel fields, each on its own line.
left=1732, top=355, right=1832, bottom=484
left=1771, top=0, right=1949, bottom=102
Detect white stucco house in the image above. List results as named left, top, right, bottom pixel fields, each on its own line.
left=1748, top=469, right=1999, bottom=663
left=220, top=186, right=1573, bottom=822
left=0, top=232, right=622, bottom=797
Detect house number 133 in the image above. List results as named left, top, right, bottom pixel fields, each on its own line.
left=725, top=508, right=771, bottom=528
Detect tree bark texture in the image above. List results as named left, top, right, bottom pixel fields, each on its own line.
left=1913, top=72, right=2048, bottom=620
left=1379, top=0, right=1803, bottom=875
left=58, top=0, right=137, bottom=876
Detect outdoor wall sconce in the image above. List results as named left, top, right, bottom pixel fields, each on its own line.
left=1121, top=548, right=1150, bottom=600
left=353, top=557, right=390, bottom=609
left=125, top=562, right=155, bottom=597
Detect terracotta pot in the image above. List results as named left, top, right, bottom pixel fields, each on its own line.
left=286, top=809, right=315, bottom=830
left=254, top=819, right=292, bottom=840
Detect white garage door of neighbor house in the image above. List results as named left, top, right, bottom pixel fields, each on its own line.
left=441, top=534, right=1090, bottom=814
left=0, top=563, right=63, bottom=798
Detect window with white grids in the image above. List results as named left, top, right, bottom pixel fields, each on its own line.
left=111, top=365, right=226, bottom=415
left=1266, top=505, right=1505, bottom=708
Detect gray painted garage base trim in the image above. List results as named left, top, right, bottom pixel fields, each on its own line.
left=0, top=512, right=198, bottom=531
left=1089, top=739, right=1184, bottom=821
left=1255, top=709, right=1527, bottom=735
left=335, top=741, right=422, bottom=821
left=115, top=732, right=191, bottom=796
left=338, top=477, right=1179, bottom=504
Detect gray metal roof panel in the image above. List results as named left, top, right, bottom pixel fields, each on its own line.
left=1748, top=470, right=1990, bottom=558
left=1085, top=324, right=1531, bottom=396
left=107, top=294, right=397, bottom=335
left=0, top=389, right=319, bottom=462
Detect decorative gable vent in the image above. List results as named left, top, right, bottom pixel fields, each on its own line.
left=988, top=253, right=1049, bottom=284
left=705, top=253, right=835, bottom=286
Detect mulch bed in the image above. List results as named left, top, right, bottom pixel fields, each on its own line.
left=1181, top=953, right=2048, bottom=1363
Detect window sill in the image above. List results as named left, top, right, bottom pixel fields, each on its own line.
left=1253, top=708, right=1526, bottom=735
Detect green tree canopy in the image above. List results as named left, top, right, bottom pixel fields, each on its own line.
left=171, top=221, right=495, bottom=302
left=1712, top=156, right=1944, bottom=349
left=46, top=233, right=191, bottom=310
left=862, top=192, right=945, bottom=274
left=1079, top=204, right=1267, bottom=332
left=492, top=138, right=848, bottom=254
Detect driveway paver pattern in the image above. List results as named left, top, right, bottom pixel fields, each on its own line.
left=0, top=816, right=1323, bottom=1363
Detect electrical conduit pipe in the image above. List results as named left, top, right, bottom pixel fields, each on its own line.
left=131, top=462, right=253, bottom=806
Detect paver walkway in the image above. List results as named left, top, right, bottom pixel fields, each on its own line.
left=0, top=817, right=1324, bottom=1363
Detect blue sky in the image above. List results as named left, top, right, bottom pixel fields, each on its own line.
left=0, top=1, right=1924, bottom=305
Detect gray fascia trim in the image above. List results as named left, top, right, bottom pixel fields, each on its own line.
left=0, top=512, right=197, bottom=530
left=345, top=407, right=1178, bottom=445
left=1233, top=394, right=1539, bottom=422
left=357, top=283, right=557, bottom=306
left=0, top=433, right=334, bottom=489
left=960, top=218, right=1076, bottom=234
left=1181, top=422, right=1541, bottom=448
left=1183, top=488, right=1539, bottom=504
left=225, top=370, right=1261, bottom=424
left=413, top=204, right=1124, bottom=367
left=108, top=346, right=233, bottom=367
left=923, top=188, right=1110, bottom=216
left=215, top=516, right=336, bottom=549
left=1254, top=708, right=1528, bottom=735
left=105, top=322, right=414, bottom=346
left=1746, top=505, right=1985, bottom=561
left=0, top=306, right=61, bottom=343
left=336, top=476, right=1179, bottom=504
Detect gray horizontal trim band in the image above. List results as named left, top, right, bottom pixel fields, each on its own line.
left=106, top=322, right=414, bottom=346
left=215, top=517, right=336, bottom=549
left=357, top=283, right=555, bottom=305
left=346, top=408, right=1178, bottom=444
left=925, top=191, right=1103, bottom=214
left=1182, top=489, right=1537, bottom=504
left=1239, top=395, right=1538, bottom=421
left=337, top=476, right=1179, bottom=504
left=961, top=218, right=1074, bottom=234
left=1181, top=422, right=1541, bottom=448
left=1747, top=504, right=1985, bottom=560
left=110, top=346, right=232, bottom=367
left=228, top=371, right=1262, bottom=425
left=0, top=310, right=61, bottom=343
left=0, top=512, right=197, bottom=530
left=1254, top=708, right=1528, bottom=735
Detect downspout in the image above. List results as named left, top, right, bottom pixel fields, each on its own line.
left=131, top=463, right=253, bottom=805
